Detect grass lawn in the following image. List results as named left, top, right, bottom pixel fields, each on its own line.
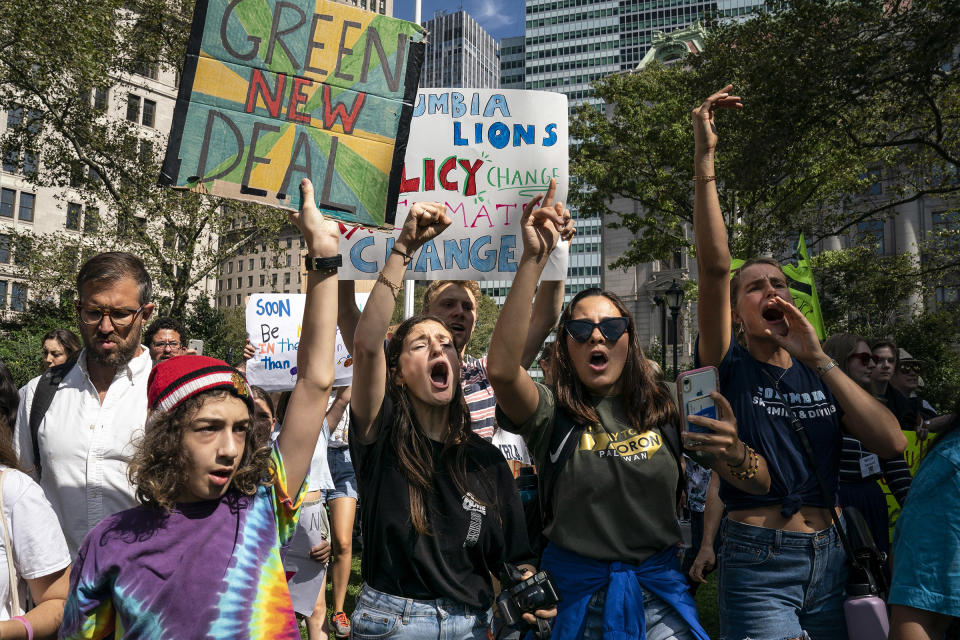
left=301, top=553, right=722, bottom=639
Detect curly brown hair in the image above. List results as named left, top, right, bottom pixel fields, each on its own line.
left=129, top=389, right=275, bottom=512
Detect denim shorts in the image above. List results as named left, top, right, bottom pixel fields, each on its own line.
left=718, top=518, right=849, bottom=640
left=325, top=446, right=358, bottom=502
left=581, top=586, right=697, bottom=640
left=350, top=583, right=492, bottom=640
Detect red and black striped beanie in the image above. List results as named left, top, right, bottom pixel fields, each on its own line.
left=147, top=355, right=253, bottom=418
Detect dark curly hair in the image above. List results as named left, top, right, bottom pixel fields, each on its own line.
left=129, top=389, right=274, bottom=512
left=385, top=314, right=487, bottom=534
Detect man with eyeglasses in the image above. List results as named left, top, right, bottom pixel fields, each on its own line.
left=15, top=252, right=154, bottom=554
left=144, top=316, right=187, bottom=364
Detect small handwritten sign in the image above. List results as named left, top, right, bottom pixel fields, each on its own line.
left=245, top=292, right=364, bottom=391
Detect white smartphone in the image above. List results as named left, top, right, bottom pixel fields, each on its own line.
left=188, top=339, right=204, bottom=355
left=675, top=366, right=719, bottom=437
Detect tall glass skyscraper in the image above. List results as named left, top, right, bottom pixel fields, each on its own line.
left=420, top=10, right=500, bottom=89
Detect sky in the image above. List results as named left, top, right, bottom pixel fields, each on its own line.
left=393, top=0, right=525, bottom=41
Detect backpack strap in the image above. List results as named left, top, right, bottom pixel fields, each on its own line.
left=536, top=406, right=583, bottom=533
left=28, top=356, right=77, bottom=479
left=659, top=419, right=686, bottom=510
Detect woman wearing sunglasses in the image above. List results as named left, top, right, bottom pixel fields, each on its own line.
left=487, top=183, right=761, bottom=639
left=692, top=86, right=906, bottom=640
left=823, top=333, right=912, bottom=568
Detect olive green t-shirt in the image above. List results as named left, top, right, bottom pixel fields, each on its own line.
left=496, top=383, right=681, bottom=564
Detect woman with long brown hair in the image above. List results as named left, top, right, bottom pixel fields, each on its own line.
left=486, top=182, right=764, bottom=639
left=692, top=86, right=905, bottom=640
left=348, top=202, right=552, bottom=639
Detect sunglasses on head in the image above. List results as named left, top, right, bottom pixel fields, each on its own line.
left=849, top=352, right=879, bottom=366
left=565, top=317, right=629, bottom=343
left=899, top=362, right=921, bottom=374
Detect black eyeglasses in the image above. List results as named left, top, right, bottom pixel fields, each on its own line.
left=565, top=317, right=629, bottom=343
left=848, top=352, right=879, bottom=366
left=78, top=305, right=144, bottom=327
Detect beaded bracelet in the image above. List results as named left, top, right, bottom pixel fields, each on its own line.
left=728, top=443, right=759, bottom=480
left=376, top=272, right=402, bottom=298
left=693, top=175, right=717, bottom=182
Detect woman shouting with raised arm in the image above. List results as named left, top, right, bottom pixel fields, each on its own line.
left=346, top=202, right=553, bottom=639
left=487, top=180, right=758, bottom=639
left=692, top=85, right=906, bottom=640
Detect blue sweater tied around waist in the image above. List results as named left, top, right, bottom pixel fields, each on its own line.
left=540, top=542, right=708, bottom=640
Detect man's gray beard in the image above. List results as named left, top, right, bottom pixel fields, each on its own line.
left=86, top=329, right=141, bottom=368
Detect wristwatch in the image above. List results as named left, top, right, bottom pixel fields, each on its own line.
left=303, top=255, right=342, bottom=273
left=815, top=358, right=839, bottom=377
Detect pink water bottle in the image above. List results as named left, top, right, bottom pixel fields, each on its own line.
left=844, top=591, right=889, bottom=639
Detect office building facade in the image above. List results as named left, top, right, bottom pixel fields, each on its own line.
left=420, top=10, right=500, bottom=89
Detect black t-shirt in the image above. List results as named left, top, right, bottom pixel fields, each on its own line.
left=350, top=396, right=534, bottom=609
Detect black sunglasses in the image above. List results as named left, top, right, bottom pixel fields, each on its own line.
left=565, top=317, right=629, bottom=343
left=849, top=352, right=880, bottom=366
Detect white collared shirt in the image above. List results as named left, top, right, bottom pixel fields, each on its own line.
left=14, top=347, right=151, bottom=555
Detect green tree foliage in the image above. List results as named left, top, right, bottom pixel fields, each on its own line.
left=571, top=0, right=960, bottom=266
left=181, top=293, right=247, bottom=364
left=0, top=298, right=78, bottom=387
left=812, top=244, right=960, bottom=411
left=0, top=0, right=287, bottom=316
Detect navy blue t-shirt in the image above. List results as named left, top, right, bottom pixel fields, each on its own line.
left=697, top=338, right=843, bottom=517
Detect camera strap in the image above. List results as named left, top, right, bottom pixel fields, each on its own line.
left=760, top=371, right=864, bottom=573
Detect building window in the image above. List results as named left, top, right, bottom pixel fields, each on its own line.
left=0, top=189, right=15, bottom=218
left=10, top=282, right=27, bottom=311
left=0, top=236, right=9, bottom=263
left=17, top=193, right=34, bottom=222
left=126, top=94, right=140, bottom=122
left=284, top=272, right=290, bottom=285
left=84, top=207, right=99, bottom=232
left=134, top=61, right=159, bottom=80
left=66, top=203, right=82, bottom=230
left=0, top=281, right=6, bottom=308
left=862, top=169, right=882, bottom=196
left=236, top=294, right=241, bottom=306
left=93, top=88, right=109, bottom=111
left=260, top=257, right=266, bottom=269
left=227, top=262, right=233, bottom=274
left=856, top=220, right=884, bottom=253
left=248, top=276, right=253, bottom=287
left=238, top=260, right=243, bottom=272
left=260, top=274, right=265, bottom=286
left=286, top=254, right=291, bottom=267
left=248, top=258, right=254, bottom=270
left=236, top=277, right=241, bottom=289
left=142, top=99, right=156, bottom=127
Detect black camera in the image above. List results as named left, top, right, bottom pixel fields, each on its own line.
left=495, top=565, right=560, bottom=639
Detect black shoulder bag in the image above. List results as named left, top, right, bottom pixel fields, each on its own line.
left=762, top=371, right=888, bottom=600
left=28, top=355, right=78, bottom=478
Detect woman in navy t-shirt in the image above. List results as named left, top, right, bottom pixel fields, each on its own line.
left=691, top=86, right=906, bottom=640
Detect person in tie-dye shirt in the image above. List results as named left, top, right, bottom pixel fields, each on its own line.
left=58, top=179, right=340, bottom=640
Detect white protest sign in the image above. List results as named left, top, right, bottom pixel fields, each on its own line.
left=283, top=499, right=330, bottom=616
left=337, top=89, right=569, bottom=280
left=245, top=293, right=367, bottom=392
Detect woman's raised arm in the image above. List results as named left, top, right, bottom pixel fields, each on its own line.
left=693, top=85, right=742, bottom=368
left=487, top=179, right=566, bottom=424
left=349, top=203, right=450, bottom=444
left=277, top=179, right=340, bottom=494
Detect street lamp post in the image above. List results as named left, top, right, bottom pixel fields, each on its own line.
left=653, top=295, right=666, bottom=373
left=665, top=280, right=685, bottom=380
